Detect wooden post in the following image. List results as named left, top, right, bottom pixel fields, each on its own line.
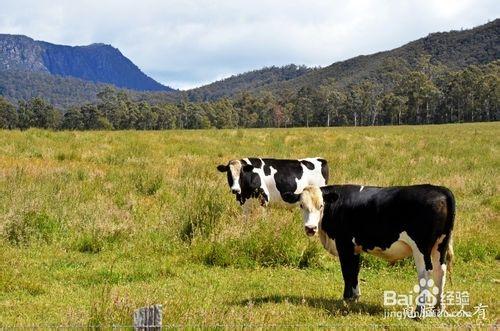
left=133, top=304, right=162, bottom=330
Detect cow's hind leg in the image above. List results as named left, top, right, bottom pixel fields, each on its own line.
left=412, top=247, right=434, bottom=317
left=431, top=248, right=446, bottom=312
left=432, top=234, right=450, bottom=312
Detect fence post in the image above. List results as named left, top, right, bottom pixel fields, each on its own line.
left=133, top=304, right=162, bottom=330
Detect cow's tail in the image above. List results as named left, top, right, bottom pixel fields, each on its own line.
left=442, top=187, right=456, bottom=286
left=446, top=234, right=454, bottom=286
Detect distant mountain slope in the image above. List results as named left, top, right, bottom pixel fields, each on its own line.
left=0, top=34, right=171, bottom=91
left=0, top=69, right=102, bottom=106
left=187, top=64, right=311, bottom=101
left=0, top=69, right=178, bottom=108
left=191, top=19, right=500, bottom=99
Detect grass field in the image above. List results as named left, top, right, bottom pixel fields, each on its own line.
left=0, top=123, right=498, bottom=328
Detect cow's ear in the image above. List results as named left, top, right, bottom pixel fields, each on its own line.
left=282, top=192, right=301, bottom=204
left=242, top=164, right=254, bottom=172
left=217, top=164, right=228, bottom=172
left=321, top=186, right=339, bottom=203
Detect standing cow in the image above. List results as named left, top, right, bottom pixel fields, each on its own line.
left=217, top=157, right=329, bottom=207
left=284, top=184, right=455, bottom=314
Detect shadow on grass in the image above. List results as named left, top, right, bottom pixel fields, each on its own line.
left=236, top=295, right=384, bottom=316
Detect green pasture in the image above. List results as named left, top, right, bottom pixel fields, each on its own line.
left=0, top=123, right=498, bottom=327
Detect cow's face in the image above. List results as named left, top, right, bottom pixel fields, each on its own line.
left=217, top=160, right=257, bottom=198
left=298, top=186, right=325, bottom=236
left=284, top=185, right=339, bottom=237
left=217, top=160, right=243, bottom=194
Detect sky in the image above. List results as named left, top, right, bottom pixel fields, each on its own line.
left=0, top=0, right=498, bottom=90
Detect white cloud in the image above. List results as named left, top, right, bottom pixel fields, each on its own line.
left=0, top=0, right=498, bottom=89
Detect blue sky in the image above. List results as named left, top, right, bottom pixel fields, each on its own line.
left=0, top=0, right=498, bottom=89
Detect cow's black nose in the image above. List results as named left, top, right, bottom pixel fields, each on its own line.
left=232, top=189, right=239, bottom=194
left=305, top=226, right=317, bottom=236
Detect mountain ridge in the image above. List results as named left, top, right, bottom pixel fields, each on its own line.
left=0, top=34, right=172, bottom=92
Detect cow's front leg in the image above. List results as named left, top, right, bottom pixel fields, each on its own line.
left=338, top=242, right=361, bottom=302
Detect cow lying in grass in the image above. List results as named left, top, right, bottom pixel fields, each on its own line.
left=284, top=184, right=455, bottom=314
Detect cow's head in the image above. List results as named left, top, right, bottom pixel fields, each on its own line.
left=217, top=160, right=260, bottom=201
left=284, top=185, right=339, bottom=236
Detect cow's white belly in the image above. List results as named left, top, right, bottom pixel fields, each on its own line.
left=366, top=240, right=412, bottom=262
left=318, top=229, right=413, bottom=262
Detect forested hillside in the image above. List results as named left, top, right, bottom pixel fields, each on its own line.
left=190, top=19, right=499, bottom=100
left=0, top=70, right=178, bottom=108
left=186, top=64, right=311, bottom=101
left=0, top=60, right=498, bottom=130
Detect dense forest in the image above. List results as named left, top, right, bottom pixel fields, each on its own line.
left=0, top=58, right=498, bottom=130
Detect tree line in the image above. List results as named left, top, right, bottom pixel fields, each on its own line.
left=0, top=59, right=498, bottom=130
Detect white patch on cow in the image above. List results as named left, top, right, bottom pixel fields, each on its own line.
left=363, top=229, right=445, bottom=311
left=436, top=264, right=447, bottom=309
left=352, top=284, right=361, bottom=298
left=294, top=158, right=327, bottom=194
left=366, top=232, right=413, bottom=263
left=261, top=165, right=281, bottom=203
left=359, top=186, right=364, bottom=192
left=398, top=231, right=435, bottom=313
left=431, top=234, right=447, bottom=310
left=304, top=210, right=321, bottom=229
left=319, top=229, right=338, bottom=256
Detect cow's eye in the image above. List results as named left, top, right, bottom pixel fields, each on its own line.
left=300, top=204, right=304, bottom=209
left=320, top=204, right=324, bottom=209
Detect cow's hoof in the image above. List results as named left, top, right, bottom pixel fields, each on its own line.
left=344, top=295, right=360, bottom=303
left=412, top=306, right=424, bottom=321
left=433, top=304, right=445, bottom=315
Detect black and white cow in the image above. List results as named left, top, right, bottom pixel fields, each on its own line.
left=285, top=184, right=455, bottom=313
left=216, top=158, right=329, bottom=207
